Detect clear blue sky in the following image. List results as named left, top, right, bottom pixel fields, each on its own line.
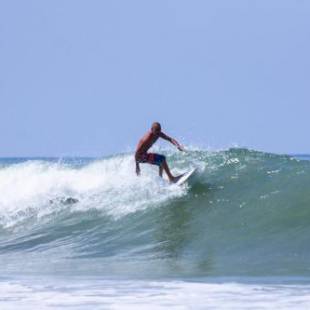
left=1, top=0, right=309, bottom=156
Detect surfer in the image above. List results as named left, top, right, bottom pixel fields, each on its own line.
left=135, top=122, right=185, bottom=183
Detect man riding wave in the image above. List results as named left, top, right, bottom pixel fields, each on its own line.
left=135, top=122, right=185, bottom=183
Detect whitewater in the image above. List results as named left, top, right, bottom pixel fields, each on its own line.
left=0, top=148, right=310, bottom=309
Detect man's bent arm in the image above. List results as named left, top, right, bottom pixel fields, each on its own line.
left=135, top=160, right=140, bottom=176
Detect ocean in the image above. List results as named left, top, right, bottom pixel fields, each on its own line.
left=0, top=148, right=310, bottom=309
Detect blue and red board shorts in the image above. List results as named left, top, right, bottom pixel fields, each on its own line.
left=136, top=153, right=165, bottom=166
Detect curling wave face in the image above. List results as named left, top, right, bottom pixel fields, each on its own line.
left=0, top=149, right=309, bottom=278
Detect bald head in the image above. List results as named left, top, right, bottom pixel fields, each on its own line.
left=151, top=122, right=161, bottom=134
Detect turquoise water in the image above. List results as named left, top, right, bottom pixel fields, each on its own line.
left=0, top=148, right=310, bottom=308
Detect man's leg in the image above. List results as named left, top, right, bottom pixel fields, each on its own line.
left=161, top=159, right=176, bottom=182
left=149, top=153, right=179, bottom=183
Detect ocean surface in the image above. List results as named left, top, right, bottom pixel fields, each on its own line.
left=0, top=148, right=310, bottom=309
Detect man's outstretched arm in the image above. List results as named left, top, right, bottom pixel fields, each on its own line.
left=160, top=132, right=185, bottom=151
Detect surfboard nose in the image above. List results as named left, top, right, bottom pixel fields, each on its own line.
left=176, top=168, right=197, bottom=185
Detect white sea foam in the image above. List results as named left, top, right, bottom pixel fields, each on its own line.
left=0, top=278, right=310, bottom=310
left=0, top=155, right=188, bottom=227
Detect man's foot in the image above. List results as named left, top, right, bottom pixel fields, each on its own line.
left=170, top=173, right=185, bottom=184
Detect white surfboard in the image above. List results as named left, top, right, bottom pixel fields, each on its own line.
left=176, top=168, right=196, bottom=185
